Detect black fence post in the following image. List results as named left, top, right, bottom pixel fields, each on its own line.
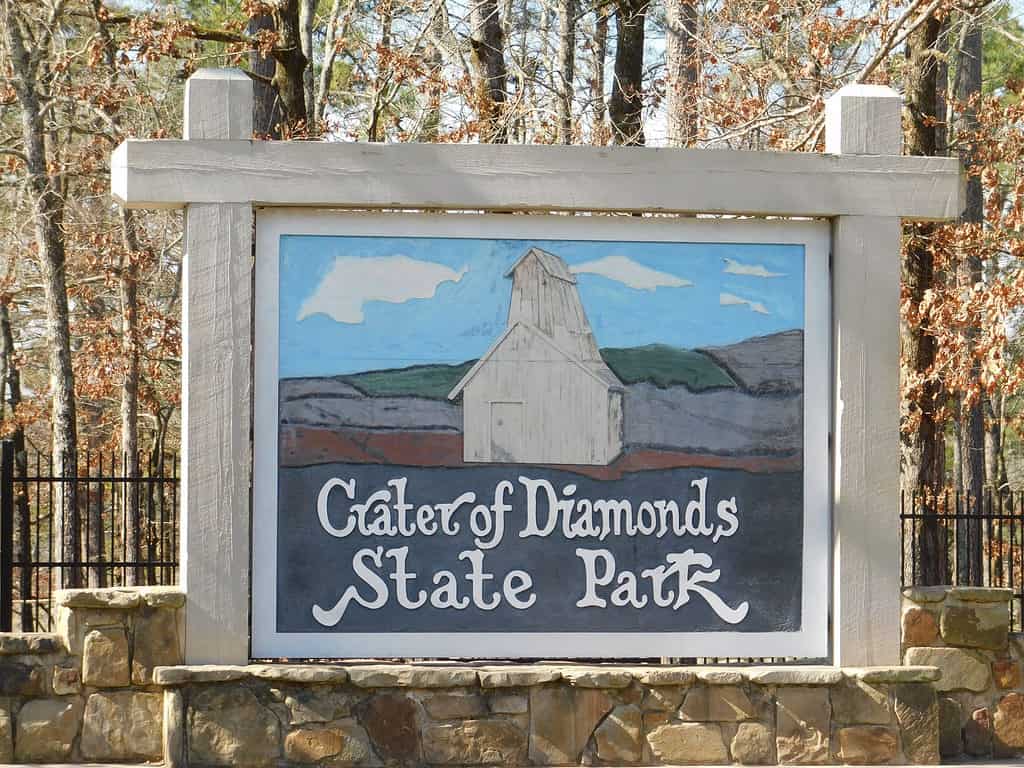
left=1, top=440, right=13, bottom=632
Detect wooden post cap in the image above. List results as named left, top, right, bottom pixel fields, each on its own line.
left=825, top=84, right=902, bottom=156
left=184, top=68, right=253, bottom=141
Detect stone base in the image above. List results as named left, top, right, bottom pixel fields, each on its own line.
left=0, top=587, right=184, bottom=765
left=155, top=663, right=941, bottom=767
left=902, top=586, right=1024, bottom=762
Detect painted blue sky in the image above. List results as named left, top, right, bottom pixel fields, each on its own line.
left=278, top=235, right=805, bottom=378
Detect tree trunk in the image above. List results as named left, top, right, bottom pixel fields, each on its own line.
left=664, top=0, right=699, bottom=146
left=0, top=301, right=32, bottom=629
left=901, top=13, right=943, bottom=586
left=271, top=0, right=309, bottom=129
left=998, top=393, right=1008, bottom=488
left=89, top=0, right=131, bottom=588
left=315, top=0, right=353, bottom=124
left=299, top=0, right=316, bottom=130
left=985, top=391, right=1002, bottom=491
left=367, top=0, right=394, bottom=142
left=3, top=4, right=80, bottom=588
left=955, top=13, right=984, bottom=585
left=591, top=4, right=609, bottom=141
left=557, top=0, right=576, bottom=143
left=935, top=16, right=949, bottom=156
left=470, top=0, right=509, bottom=142
left=609, top=0, right=647, bottom=145
left=952, top=423, right=963, bottom=492
left=419, top=41, right=444, bottom=141
left=958, top=402, right=984, bottom=584
left=249, top=14, right=284, bottom=137
left=119, top=210, right=141, bottom=586
left=150, top=406, right=173, bottom=582
left=511, top=0, right=531, bottom=143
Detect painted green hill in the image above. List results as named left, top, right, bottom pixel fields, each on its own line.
left=340, top=344, right=737, bottom=400
left=600, top=344, right=736, bottom=391
left=342, top=361, right=475, bottom=399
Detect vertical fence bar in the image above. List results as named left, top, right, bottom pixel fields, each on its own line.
left=121, top=451, right=127, bottom=587
left=156, top=452, right=163, bottom=584
left=85, top=450, right=91, bottom=587
left=1013, top=492, right=1019, bottom=629
left=46, top=452, right=53, bottom=630
left=32, top=452, right=39, bottom=631
left=17, top=445, right=31, bottom=632
left=172, top=453, right=179, bottom=584
left=0, top=441, right=14, bottom=632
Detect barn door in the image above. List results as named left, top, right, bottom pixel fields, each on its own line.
left=489, top=402, right=524, bottom=462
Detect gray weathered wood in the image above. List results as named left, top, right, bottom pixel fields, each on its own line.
left=114, top=66, right=957, bottom=666
left=111, top=139, right=963, bottom=220
left=831, top=215, right=902, bottom=665
left=828, top=85, right=902, bottom=666
left=181, top=69, right=253, bottom=664
left=825, top=84, right=903, bottom=156
left=184, top=68, right=253, bottom=141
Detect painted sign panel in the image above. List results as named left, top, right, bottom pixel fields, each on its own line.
left=252, top=211, right=830, bottom=658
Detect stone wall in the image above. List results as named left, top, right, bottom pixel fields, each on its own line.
left=1, top=584, right=972, bottom=766
left=901, top=585, right=1024, bottom=759
left=157, top=664, right=940, bottom=767
left=0, top=586, right=182, bottom=762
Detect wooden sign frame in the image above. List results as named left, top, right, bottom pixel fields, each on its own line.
left=250, top=210, right=831, bottom=659
left=110, top=71, right=964, bottom=667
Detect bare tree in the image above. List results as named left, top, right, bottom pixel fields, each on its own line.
left=664, top=0, right=699, bottom=146
left=0, top=298, right=32, bottom=627
left=609, top=0, right=648, bottom=145
left=299, top=0, right=316, bottom=125
left=249, top=13, right=285, bottom=137
left=1, top=0, right=81, bottom=587
left=557, top=0, right=576, bottom=143
left=315, top=0, right=357, bottom=125
left=270, top=0, right=310, bottom=127
left=954, top=9, right=984, bottom=585
left=590, top=4, right=610, bottom=140
left=368, top=0, right=394, bottom=142
left=90, top=0, right=149, bottom=585
left=901, top=10, right=944, bottom=585
left=470, top=0, right=509, bottom=142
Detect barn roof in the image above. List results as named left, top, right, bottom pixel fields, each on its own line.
left=504, top=247, right=577, bottom=283
left=447, top=321, right=623, bottom=400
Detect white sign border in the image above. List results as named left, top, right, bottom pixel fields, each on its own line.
left=252, top=210, right=831, bottom=659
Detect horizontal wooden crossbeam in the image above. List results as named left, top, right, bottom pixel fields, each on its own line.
left=111, top=139, right=964, bottom=220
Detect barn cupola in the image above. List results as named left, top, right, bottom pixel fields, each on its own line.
left=504, top=247, right=602, bottom=363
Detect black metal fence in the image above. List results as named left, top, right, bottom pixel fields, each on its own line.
left=901, top=488, right=1024, bottom=631
left=0, top=441, right=179, bottom=633
left=0, top=442, right=1020, bottom=642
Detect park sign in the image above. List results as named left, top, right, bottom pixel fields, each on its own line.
left=111, top=70, right=964, bottom=666
left=251, top=213, right=830, bottom=658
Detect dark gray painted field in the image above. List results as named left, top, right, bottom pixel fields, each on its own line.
left=280, top=383, right=802, bottom=458
left=280, top=393, right=462, bottom=432
left=279, top=332, right=805, bottom=458
left=623, top=385, right=802, bottom=455
left=276, top=463, right=802, bottom=634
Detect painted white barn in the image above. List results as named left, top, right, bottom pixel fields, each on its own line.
left=448, top=248, right=624, bottom=465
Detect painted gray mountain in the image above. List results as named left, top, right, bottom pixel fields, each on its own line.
left=279, top=329, right=802, bottom=470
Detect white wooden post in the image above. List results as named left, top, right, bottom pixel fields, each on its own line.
left=827, top=84, right=903, bottom=665
left=181, top=69, right=253, bottom=663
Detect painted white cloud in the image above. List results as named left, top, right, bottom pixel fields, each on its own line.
left=720, top=292, right=770, bottom=315
left=723, top=257, right=785, bottom=278
left=298, top=255, right=468, bottom=323
left=570, top=255, right=693, bottom=291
